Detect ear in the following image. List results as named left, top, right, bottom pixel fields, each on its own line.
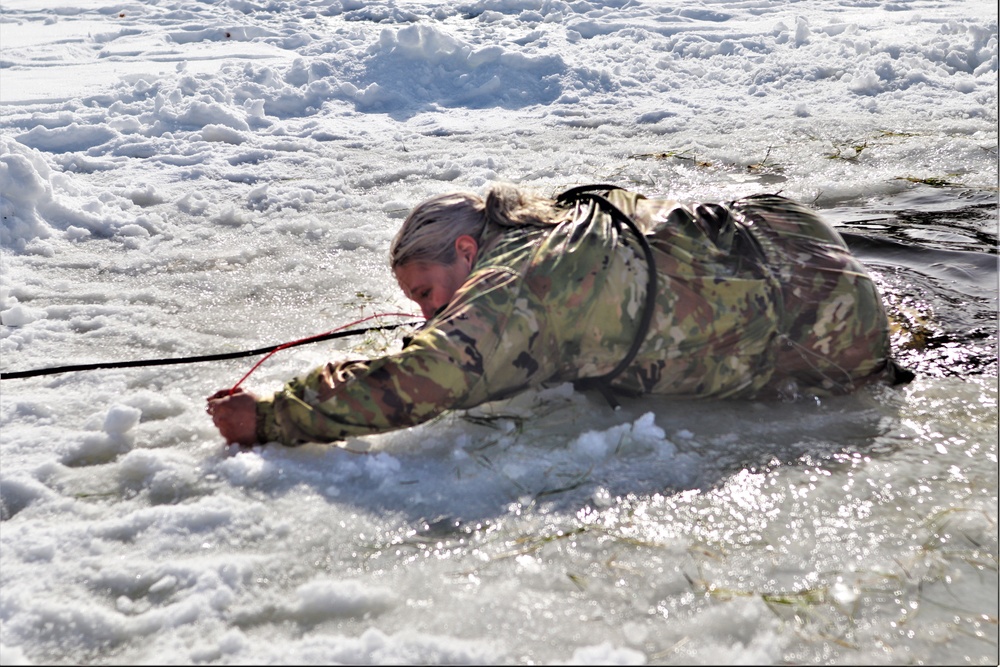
left=454, top=235, right=479, bottom=269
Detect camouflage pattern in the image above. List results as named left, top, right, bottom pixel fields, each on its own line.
left=256, top=189, right=896, bottom=445
left=729, top=195, right=894, bottom=397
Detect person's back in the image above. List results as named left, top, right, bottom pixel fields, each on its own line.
left=436, top=188, right=785, bottom=402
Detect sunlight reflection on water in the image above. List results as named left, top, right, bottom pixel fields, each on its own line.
left=346, top=187, right=998, bottom=663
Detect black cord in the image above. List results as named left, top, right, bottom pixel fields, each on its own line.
left=0, top=321, right=421, bottom=380
left=557, top=185, right=659, bottom=409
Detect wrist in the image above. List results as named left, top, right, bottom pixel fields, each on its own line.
left=254, top=396, right=278, bottom=444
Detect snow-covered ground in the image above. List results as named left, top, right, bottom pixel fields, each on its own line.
left=1, top=0, right=997, bottom=664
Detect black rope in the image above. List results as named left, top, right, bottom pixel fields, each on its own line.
left=0, top=321, right=421, bottom=380
left=557, top=185, right=660, bottom=409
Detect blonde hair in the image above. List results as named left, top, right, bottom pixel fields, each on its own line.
left=390, top=183, right=561, bottom=269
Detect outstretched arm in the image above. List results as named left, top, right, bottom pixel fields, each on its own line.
left=253, top=347, right=476, bottom=445
left=239, top=269, right=556, bottom=446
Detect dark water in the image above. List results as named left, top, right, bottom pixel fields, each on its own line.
left=825, top=188, right=998, bottom=379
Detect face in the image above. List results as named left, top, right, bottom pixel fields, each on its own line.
left=394, top=234, right=479, bottom=319
left=395, top=259, right=471, bottom=320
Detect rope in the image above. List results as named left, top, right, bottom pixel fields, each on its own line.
left=556, top=185, right=659, bottom=410
left=0, top=313, right=421, bottom=381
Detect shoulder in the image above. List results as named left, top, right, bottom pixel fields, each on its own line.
left=428, top=267, right=523, bottom=324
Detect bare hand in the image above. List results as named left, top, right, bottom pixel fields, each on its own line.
left=206, top=388, right=260, bottom=446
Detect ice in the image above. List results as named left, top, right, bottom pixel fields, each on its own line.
left=0, top=0, right=996, bottom=664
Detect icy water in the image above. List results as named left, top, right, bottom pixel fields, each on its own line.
left=1, top=189, right=996, bottom=665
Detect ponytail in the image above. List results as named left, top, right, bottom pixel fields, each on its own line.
left=483, top=183, right=559, bottom=229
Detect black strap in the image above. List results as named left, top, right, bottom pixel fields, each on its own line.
left=557, top=185, right=659, bottom=409
left=0, top=321, right=420, bottom=380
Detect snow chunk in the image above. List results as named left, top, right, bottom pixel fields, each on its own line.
left=0, top=475, right=59, bottom=521
left=343, top=23, right=565, bottom=112
left=0, top=139, right=56, bottom=246
left=0, top=303, right=48, bottom=327
left=217, top=451, right=274, bottom=486
left=0, top=138, right=143, bottom=248
left=570, top=412, right=670, bottom=460
left=286, top=579, right=395, bottom=621
left=121, top=390, right=187, bottom=421
left=16, top=123, right=117, bottom=153
left=201, top=124, right=248, bottom=144
left=104, top=405, right=142, bottom=437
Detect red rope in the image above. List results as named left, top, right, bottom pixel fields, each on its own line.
left=228, top=312, right=419, bottom=394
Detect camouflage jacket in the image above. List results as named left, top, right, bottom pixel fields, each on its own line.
left=256, top=189, right=893, bottom=445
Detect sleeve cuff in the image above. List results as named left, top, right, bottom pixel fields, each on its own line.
left=255, top=395, right=282, bottom=444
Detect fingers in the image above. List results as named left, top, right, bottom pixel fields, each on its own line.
left=208, top=387, right=243, bottom=401
left=206, top=388, right=251, bottom=415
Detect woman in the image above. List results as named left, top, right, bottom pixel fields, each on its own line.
left=208, top=183, right=909, bottom=446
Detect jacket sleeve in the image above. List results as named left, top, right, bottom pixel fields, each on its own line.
left=255, top=268, right=560, bottom=445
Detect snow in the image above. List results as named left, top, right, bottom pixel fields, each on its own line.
left=1, top=0, right=997, bottom=664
